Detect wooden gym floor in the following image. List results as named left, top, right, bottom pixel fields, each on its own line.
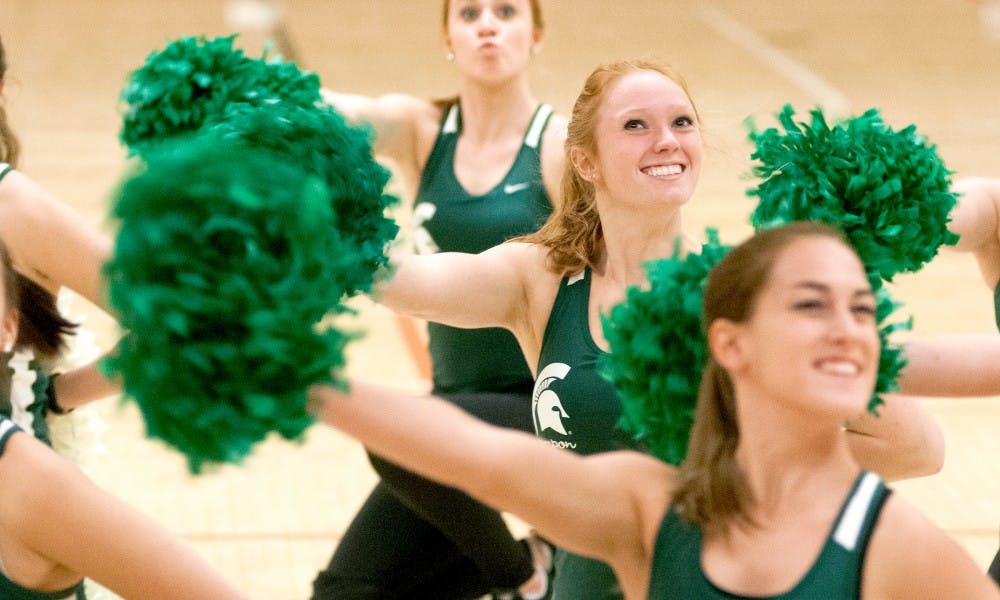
left=2, top=1, right=998, bottom=597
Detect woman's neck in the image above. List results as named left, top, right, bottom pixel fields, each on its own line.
left=457, top=76, right=536, bottom=144
left=735, top=395, right=860, bottom=520
left=595, top=202, right=688, bottom=287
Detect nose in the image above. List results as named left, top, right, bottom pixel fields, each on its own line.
left=826, top=303, right=870, bottom=344
left=477, top=10, right=498, bottom=35
left=654, top=127, right=679, bottom=152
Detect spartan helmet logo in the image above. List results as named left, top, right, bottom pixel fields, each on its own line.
left=533, top=363, right=571, bottom=436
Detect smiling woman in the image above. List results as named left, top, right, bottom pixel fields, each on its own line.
left=364, top=58, right=948, bottom=600
left=311, top=222, right=1000, bottom=600
left=312, top=1, right=567, bottom=598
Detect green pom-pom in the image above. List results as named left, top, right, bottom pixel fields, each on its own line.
left=601, top=231, right=731, bottom=465
left=120, top=35, right=321, bottom=154
left=747, top=105, right=959, bottom=282
left=103, top=138, right=360, bottom=473
left=209, top=101, right=399, bottom=287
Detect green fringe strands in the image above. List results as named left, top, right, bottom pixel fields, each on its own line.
left=103, top=139, right=359, bottom=473
left=210, top=101, right=399, bottom=287
left=600, top=231, right=731, bottom=466
left=120, top=35, right=321, bottom=154
left=870, top=276, right=911, bottom=414
left=747, top=105, right=959, bottom=282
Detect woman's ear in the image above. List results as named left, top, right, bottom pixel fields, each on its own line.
left=1, top=309, right=18, bottom=352
left=570, top=146, right=598, bottom=183
left=707, top=318, right=745, bottom=374
left=531, top=28, right=544, bottom=55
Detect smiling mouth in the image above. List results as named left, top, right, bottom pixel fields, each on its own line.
left=642, top=165, right=683, bottom=177
left=816, top=360, right=860, bottom=376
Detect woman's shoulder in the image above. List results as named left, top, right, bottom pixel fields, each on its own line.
left=864, top=493, right=997, bottom=597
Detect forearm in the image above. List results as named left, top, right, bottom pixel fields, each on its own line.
left=309, top=380, right=658, bottom=561
left=899, top=335, right=1000, bottom=397
left=52, top=357, right=121, bottom=411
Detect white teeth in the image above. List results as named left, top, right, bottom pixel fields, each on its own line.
left=818, top=361, right=858, bottom=376
left=644, top=165, right=682, bottom=177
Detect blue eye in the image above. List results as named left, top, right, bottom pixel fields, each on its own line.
left=673, top=116, right=695, bottom=128
left=624, top=119, right=645, bottom=130
left=459, top=6, right=481, bottom=21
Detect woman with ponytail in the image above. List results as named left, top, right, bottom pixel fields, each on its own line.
left=312, top=222, right=999, bottom=599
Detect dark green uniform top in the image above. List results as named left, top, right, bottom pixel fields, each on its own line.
left=413, top=104, right=554, bottom=394
left=0, top=418, right=86, bottom=599
left=0, top=349, right=56, bottom=446
left=648, top=471, right=891, bottom=599
left=533, top=268, right=637, bottom=600
left=993, top=283, right=1000, bottom=332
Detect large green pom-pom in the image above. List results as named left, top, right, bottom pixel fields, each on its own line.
left=210, top=101, right=399, bottom=287
left=120, top=35, right=321, bottom=154
left=747, top=105, right=959, bottom=282
left=103, top=138, right=359, bottom=473
left=601, top=231, right=731, bottom=465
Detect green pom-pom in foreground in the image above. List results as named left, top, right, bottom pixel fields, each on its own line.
left=601, top=231, right=731, bottom=465
left=119, top=35, right=321, bottom=154
left=747, top=105, right=959, bottom=282
left=103, top=139, right=360, bottom=473
left=210, top=101, right=399, bottom=286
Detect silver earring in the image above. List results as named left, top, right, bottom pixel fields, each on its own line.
left=446, top=51, right=455, bottom=61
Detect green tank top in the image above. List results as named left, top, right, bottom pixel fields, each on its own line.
left=533, top=268, right=637, bottom=600
left=0, top=419, right=86, bottom=599
left=648, top=471, right=891, bottom=599
left=413, top=103, right=554, bottom=394
left=533, top=268, right=636, bottom=456
left=993, top=283, right=1000, bottom=332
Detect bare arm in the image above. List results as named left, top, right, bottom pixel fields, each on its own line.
left=0, top=170, right=111, bottom=308
left=52, top=362, right=121, bottom=410
left=899, top=335, right=1000, bottom=396
left=948, top=177, right=1000, bottom=289
left=310, top=380, right=673, bottom=572
left=0, top=431, right=246, bottom=599
left=378, top=241, right=546, bottom=336
left=864, top=495, right=1000, bottom=599
left=320, top=89, right=439, bottom=180
left=845, top=393, right=944, bottom=481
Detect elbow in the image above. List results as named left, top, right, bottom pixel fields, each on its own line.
left=885, top=408, right=946, bottom=480
left=901, top=420, right=946, bottom=478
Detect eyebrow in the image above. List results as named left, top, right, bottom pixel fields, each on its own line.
left=793, top=281, right=874, bottom=298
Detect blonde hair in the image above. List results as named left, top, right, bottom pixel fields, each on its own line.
left=517, top=59, right=699, bottom=276
left=0, top=33, right=21, bottom=166
left=672, top=222, right=852, bottom=536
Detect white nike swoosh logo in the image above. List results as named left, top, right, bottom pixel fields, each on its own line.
left=503, top=182, right=530, bottom=194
